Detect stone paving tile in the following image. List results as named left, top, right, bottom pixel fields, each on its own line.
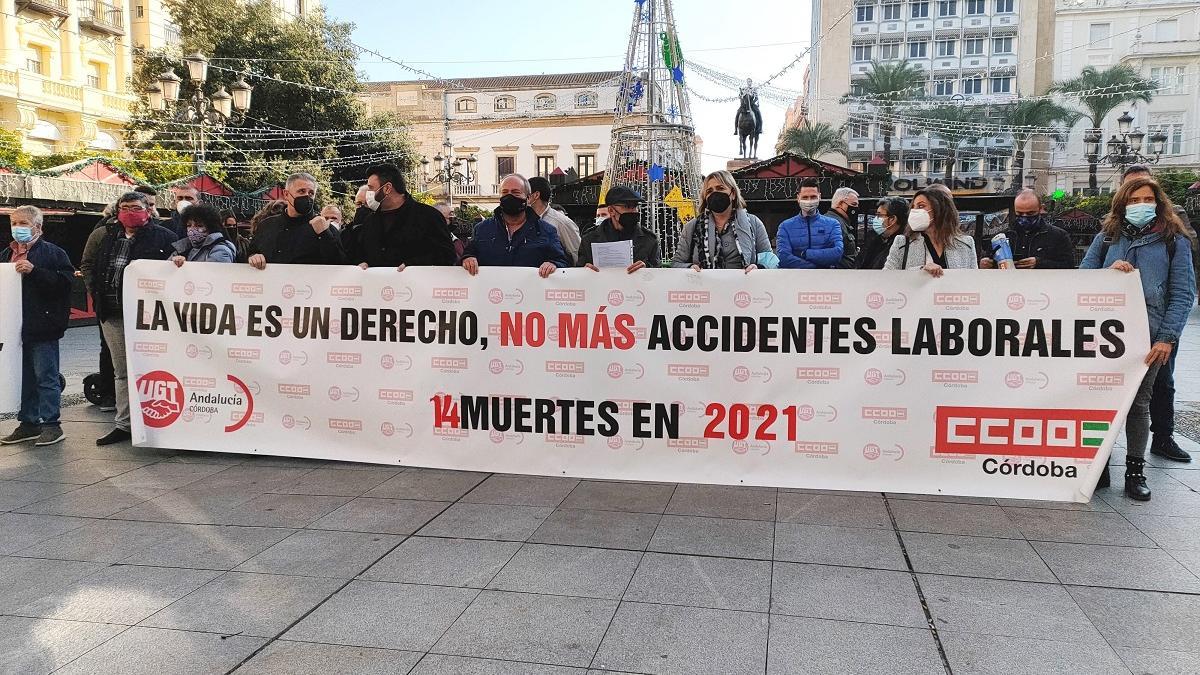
left=1163, top=469, right=1200, bottom=492
left=0, top=512, right=87, bottom=554
left=775, top=492, right=892, bottom=529
left=183, top=465, right=315, bottom=493
left=360, top=536, right=520, bottom=588
left=767, top=615, right=943, bottom=675
left=771, top=562, right=927, bottom=628
left=419, top=503, right=555, bottom=542
left=901, top=532, right=1057, bottom=583
left=432, top=590, right=617, bottom=668
left=1068, top=585, right=1200, bottom=653
left=108, top=487, right=262, bottom=524
left=0, top=479, right=79, bottom=511
left=412, top=654, right=586, bottom=674
left=215, top=493, right=353, bottom=528
left=592, top=601, right=768, bottom=675
left=773, top=522, right=907, bottom=570
left=1002, top=506, right=1154, bottom=546
left=529, top=508, right=661, bottom=549
left=53, top=626, right=266, bottom=675
left=362, top=468, right=488, bottom=501
left=283, top=580, right=478, bottom=651
left=559, top=480, right=675, bottom=513
left=15, top=519, right=189, bottom=563
left=18, top=483, right=168, bottom=518
left=461, top=474, right=580, bottom=507
left=890, top=500, right=1022, bottom=538
left=939, top=632, right=1130, bottom=675
left=1032, top=541, right=1200, bottom=593
left=16, top=458, right=156, bottom=485
left=623, top=552, right=771, bottom=612
left=96, top=461, right=231, bottom=491
left=1096, top=485, right=1200, bottom=517
left=235, top=529, right=402, bottom=578
left=139, top=571, right=344, bottom=637
left=307, top=497, right=448, bottom=535
left=1124, top=514, right=1200, bottom=550
left=1115, top=647, right=1200, bottom=675
left=487, top=543, right=641, bottom=600
left=993, top=496, right=1115, bottom=512
left=648, top=515, right=773, bottom=560
left=0, top=452, right=63, bottom=481
left=266, top=466, right=402, bottom=497
left=664, top=484, right=776, bottom=520
left=0, top=615, right=126, bottom=675
left=234, top=640, right=424, bottom=675
left=12, top=564, right=222, bottom=624
left=920, top=575, right=1106, bottom=644
left=1165, top=548, right=1200, bottom=577
left=0, top=556, right=105, bottom=613
left=885, top=492, right=998, bottom=506
left=120, top=524, right=296, bottom=570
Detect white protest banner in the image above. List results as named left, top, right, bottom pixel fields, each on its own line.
left=0, top=265, right=21, bottom=413
left=123, top=260, right=1149, bottom=502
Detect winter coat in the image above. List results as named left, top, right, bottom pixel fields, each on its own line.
left=1081, top=229, right=1195, bottom=344
left=354, top=197, right=456, bottom=268
left=776, top=212, right=844, bottom=269
left=0, top=239, right=74, bottom=342
left=172, top=233, right=236, bottom=263
left=81, top=222, right=177, bottom=321
left=577, top=218, right=661, bottom=268
left=462, top=207, right=569, bottom=269
left=856, top=230, right=902, bottom=270
left=671, top=209, right=771, bottom=269
left=999, top=222, right=1076, bottom=269
left=248, top=212, right=346, bottom=265
left=884, top=234, right=979, bottom=270
left=827, top=209, right=859, bottom=269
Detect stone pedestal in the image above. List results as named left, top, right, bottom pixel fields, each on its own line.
left=726, top=158, right=755, bottom=172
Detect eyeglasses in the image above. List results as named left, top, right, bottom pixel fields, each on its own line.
left=118, top=204, right=147, bottom=212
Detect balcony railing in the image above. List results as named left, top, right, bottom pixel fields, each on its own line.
left=79, top=0, right=125, bottom=36
left=14, top=0, right=69, bottom=18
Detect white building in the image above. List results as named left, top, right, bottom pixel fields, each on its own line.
left=806, top=0, right=1055, bottom=192
left=362, top=72, right=620, bottom=207
left=1050, top=0, right=1200, bottom=194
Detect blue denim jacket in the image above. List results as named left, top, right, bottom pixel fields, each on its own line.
left=1080, top=231, right=1196, bottom=343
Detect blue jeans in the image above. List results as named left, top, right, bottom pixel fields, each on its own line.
left=20, top=340, right=61, bottom=426
left=1150, top=345, right=1178, bottom=438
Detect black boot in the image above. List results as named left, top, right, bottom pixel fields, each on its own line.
left=1150, top=435, right=1192, bottom=463
left=1097, top=463, right=1110, bottom=489
left=1124, top=458, right=1152, bottom=501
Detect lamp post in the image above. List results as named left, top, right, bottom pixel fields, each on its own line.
left=422, top=140, right=477, bottom=211
left=1085, top=111, right=1167, bottom=194
left=146, top=52, right=253, bottom=174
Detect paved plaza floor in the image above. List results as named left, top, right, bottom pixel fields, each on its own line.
left=2, top=315, right=1200, bottom=674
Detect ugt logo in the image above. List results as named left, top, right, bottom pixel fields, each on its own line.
left=137, top=370, right=184, bottom=428
left=934, top=406, right=1116, bottom=460
left=431, top=394, right=460, bottom=428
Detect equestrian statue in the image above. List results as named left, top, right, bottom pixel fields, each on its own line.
left=735, top=78, right=763, bottom=159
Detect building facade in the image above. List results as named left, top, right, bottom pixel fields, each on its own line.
left=806, top=0, right=1055, bottom=192
left=1049, top=0, right=1199, bottom=194
left=361, top=72, right=621, bottom=207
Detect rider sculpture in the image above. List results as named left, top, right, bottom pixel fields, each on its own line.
left=735, top=78, right=764, bottom=159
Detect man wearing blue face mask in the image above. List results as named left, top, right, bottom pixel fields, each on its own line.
left=857, top=197, right=908, bottom=270
left=980, top=189, right=1075, bottom=269
left=1, top=206, right=75, bottom=447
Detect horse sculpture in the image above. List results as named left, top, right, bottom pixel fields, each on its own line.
left=735, top=91, right=761, bottom=159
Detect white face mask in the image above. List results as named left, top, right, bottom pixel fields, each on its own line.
left=908, top=208, right=931, bottom=232
left=175, top=199, right=192, bottom=214
left=798, top=198, right=819, bottom=214
left=364, top=190, right=381, bottom=211
left=595, top=216, right=606, bottom=227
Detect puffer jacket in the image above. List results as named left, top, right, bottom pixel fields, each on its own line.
left=1081, top=230, right=1195, bottom=344
left=776, top=212, right=844, bottom=269
left=172, top=232, right=236, bottom=263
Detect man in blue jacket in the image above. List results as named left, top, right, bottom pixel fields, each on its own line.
left=461, top=174, right=568, bottom=278
left=1, top=206, right=75, bottom=447
left=776, top=177, right=844, bottom=269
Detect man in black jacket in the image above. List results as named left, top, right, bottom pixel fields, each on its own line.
left=166, top=183, right=201, bottom=238
left=979, top=189, right=1075, bottom=269
left=1, top=207, right=74, bottom=447
left=354, top=163, right=455, bottom=270
left=80, top=192, right=177, bottom=445
left=247, top=172, right=346, bottom=268
left=578, top=187, right=660, bottom=272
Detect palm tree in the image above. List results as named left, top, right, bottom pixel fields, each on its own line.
left=996, top=98, right=1079, bottom=192
left=912, top=104, right=983, bottom=182
left=1050, top=65, right=1156, bottom=193
left=776, top=120, right=846, bottom=160
left=842, top=60, right=927, bottom=171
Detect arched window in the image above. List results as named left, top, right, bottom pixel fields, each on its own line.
left=494, top=95, right=516, bottom=112
left=534, top=93, right=556, bottom=110
left=455, top=97, right=477, bottom=113
left=575, top=91, right=598, bottom=109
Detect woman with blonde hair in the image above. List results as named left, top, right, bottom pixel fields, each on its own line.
left=884, top=183, right=977, bottom=275
left=671, top=170, right=773, bottom=271
left=1082, top=176, right=1195, bottom=501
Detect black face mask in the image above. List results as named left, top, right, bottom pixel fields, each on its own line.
left=499, top=194, right=527, bottom=216
left=618, top=212, right=640, bottom=230
left=292, top=196, right=315, bottom=216
left=1014, top=215, right=1041, bottom=232
left=706, top=192, right=731, bottom=213
left=845, top=206, right=858, bottom=222
left=351, top=206, right=372, bottom=227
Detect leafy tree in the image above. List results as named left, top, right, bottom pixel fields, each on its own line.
left=1050, top=65, right=1156, bottom=193
left=995, top=98, right=1079, bottom=192
left=0, top=128, right=32, bottom=171
left=841, top=60, right=926, bottom=170
left=775, top=120, right=846, bottom=160
left=1152, top=169, right=1200, bottom=209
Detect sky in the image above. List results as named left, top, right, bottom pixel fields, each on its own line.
left=322, top=0, right=813, bottom=173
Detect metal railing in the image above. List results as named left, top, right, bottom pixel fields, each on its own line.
left=78, top=0, right=124, bottom=34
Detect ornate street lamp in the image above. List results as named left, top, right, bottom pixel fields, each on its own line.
left=146, top=52, right=254, bottom=174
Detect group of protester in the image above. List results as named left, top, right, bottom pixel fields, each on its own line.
left=1, top=162, right=1195, bottom=502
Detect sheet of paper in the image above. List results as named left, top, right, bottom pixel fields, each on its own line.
left=590, top=240, right=634, bottom=268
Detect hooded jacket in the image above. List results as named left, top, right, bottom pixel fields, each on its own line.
left=1081, top=229, right=1195, bottom=344
left=462, top=206, right=569, bottom=269
left=172, top=232, right=236, bottom=263
left=577, top=217, right=660, bottom=268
